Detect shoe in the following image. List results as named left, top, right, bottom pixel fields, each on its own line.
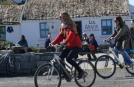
left=127, top=63, right=133, bottom=68
left=118, top=64, right=124, bottom=69
left=77, top=71, right=84, bottom=80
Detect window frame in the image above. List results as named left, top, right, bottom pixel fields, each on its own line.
left=101, top=19, right=112, bottom=35
left=39, top=22, right=49, bottom=38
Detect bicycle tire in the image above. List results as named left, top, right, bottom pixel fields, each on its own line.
left=126, top=55, right=134, bottom=75
left=95, top=55, right=116, bottom=79
left=6, top=57, right=21, bottom=76
left=74, top=60, right=96, bottom=87
left=34, top=63, right=61, bottom=87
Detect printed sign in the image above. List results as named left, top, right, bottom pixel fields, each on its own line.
left=83, top=20, right=100, bottom=32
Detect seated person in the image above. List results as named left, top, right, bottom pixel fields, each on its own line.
left=82, top=33, right=92, bottom=60
left=17, top=35, right=30, bottom=53
left=45, top=35, right=55, bottom=52
left=89, top=33, right=99, bottom=60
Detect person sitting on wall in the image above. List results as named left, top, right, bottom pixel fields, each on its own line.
left=82, top=33, right=92, bottom=60
left=45, top=35, right=55, bottom=52
left=17, top=35, right=32, bottom=53
left=89, top=33, right=99, bottom=60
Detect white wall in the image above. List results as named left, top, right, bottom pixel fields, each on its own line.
left=4, top=16, right=131, bottom=47
left=6, top=25, right=21, bottom=44
left=21, top=20, right=60, bottom=47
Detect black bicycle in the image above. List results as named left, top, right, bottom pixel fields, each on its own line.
left=34, top=44, right=96, bottom=87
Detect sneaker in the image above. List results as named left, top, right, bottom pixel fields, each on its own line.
left=77, top=71, right=84, bottom=80
left=127, top=63, right=133, bottom=68
left=118, top=64, right=124, bottom=69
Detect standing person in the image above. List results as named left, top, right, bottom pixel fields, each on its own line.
left=89, top=33, right=98, bottom=60
left=51, top=11, right=84, bottom=79
left=106, top=16, right=134, bottom=67
left=45, top=35, right=55, bottom=52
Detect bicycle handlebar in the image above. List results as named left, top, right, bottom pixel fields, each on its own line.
left=104, top=39, right=115, bottom=47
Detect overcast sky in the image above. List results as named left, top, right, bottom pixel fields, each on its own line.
left=129, top=0, right=134, bottom=6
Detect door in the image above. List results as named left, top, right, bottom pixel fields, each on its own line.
left=75, top=21, right=82, bottom=40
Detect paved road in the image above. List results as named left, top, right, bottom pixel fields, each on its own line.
left=0, top=53, right=134, bottom=87
left=0, top=68, right=134, bottom=87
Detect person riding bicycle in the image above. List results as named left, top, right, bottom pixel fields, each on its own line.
left=106, top=16, right=134, bottom=67
left=51, top=11, right=84, bottom=79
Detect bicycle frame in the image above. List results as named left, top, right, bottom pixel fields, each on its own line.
left=49, top=54, right=74, bottom=81
left=106, top=47, right=122, bottom=64
left=0, top=53, right=9, bottom=64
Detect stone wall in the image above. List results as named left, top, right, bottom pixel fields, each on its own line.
left=0, top=52, right=60, bottom=76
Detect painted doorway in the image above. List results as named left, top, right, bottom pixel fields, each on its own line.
left=75, top=21, right=82, bottom=40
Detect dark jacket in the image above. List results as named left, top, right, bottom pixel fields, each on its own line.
left=109, top=25, right=134, bottom=49
left=89, top=38, right=98, bottom=51
left=45, top=38, right=51, bottom=48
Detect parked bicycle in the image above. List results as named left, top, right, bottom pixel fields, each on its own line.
left=0, top=46, right=21, bottom=76
left=34, top=44, right=96, bottom=87
left=95, top=40, right=134, bottom=79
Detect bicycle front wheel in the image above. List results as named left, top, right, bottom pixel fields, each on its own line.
left=95, top=55, right=116, bottom=79
left=75, top=60, right=96, bottom=87
left=6, top=57, right=21, bottom=76
left=34, top=64, right=61, bottom=87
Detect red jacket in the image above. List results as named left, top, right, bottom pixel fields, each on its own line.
left=52, top=27, right=82, bottom=49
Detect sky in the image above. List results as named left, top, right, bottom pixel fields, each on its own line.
left=129, top=0, right=134, bottom=6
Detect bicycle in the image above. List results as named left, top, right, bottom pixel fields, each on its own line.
left=95, top=40, right=134, bottom=79
left=34, top=44, right=96, bottom=87
left=0, top=46, right=21, bottom=76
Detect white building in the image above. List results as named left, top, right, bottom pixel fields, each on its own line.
left=0, top=0, right=132, bottom=47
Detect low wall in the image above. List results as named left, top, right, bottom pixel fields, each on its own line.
left=0, top=52, right=60, bottom=76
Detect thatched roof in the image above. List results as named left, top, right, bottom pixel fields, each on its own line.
left=0, top=0, right=130, bottom=24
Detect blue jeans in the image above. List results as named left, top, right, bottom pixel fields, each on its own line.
left=114, top=46, right=133, bottom=66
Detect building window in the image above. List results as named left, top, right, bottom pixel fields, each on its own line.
left=101, top=19, right=112, bottom=35
left=0, top=26, right=6, bottom=41
left=39, top=22, right=49, bottom=38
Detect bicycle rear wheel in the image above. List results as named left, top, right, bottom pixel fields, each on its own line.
left=34, top=63, right=61, bottom=87
left=74, top=60, right=96, bottom=87
left=95, top=55, right=116, bottom=79
left=126, top=56, right=134, bottom=75
left=6, top=57, right=20, bottom=76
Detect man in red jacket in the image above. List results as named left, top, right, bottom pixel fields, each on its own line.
left=51, top=11, right=84, bottom=79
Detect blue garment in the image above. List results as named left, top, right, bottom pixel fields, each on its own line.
left=45, top=38, right=51, bottom=48
left=18, top=40, right=28, bottom=47
left=7, top=26, right=14, bottom=33
left=89, top=38, right=99, bottom=51
left=114, top=46, right=133, bottom=66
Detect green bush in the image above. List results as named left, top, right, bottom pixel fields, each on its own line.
left=29, top=46, right=37, bottom=52
left=1, top=41, right=13, bottom=46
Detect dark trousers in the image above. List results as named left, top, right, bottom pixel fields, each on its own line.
left=83, top=47, right=97, bottom=60
left=59, top=47, right=83, bottom=72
